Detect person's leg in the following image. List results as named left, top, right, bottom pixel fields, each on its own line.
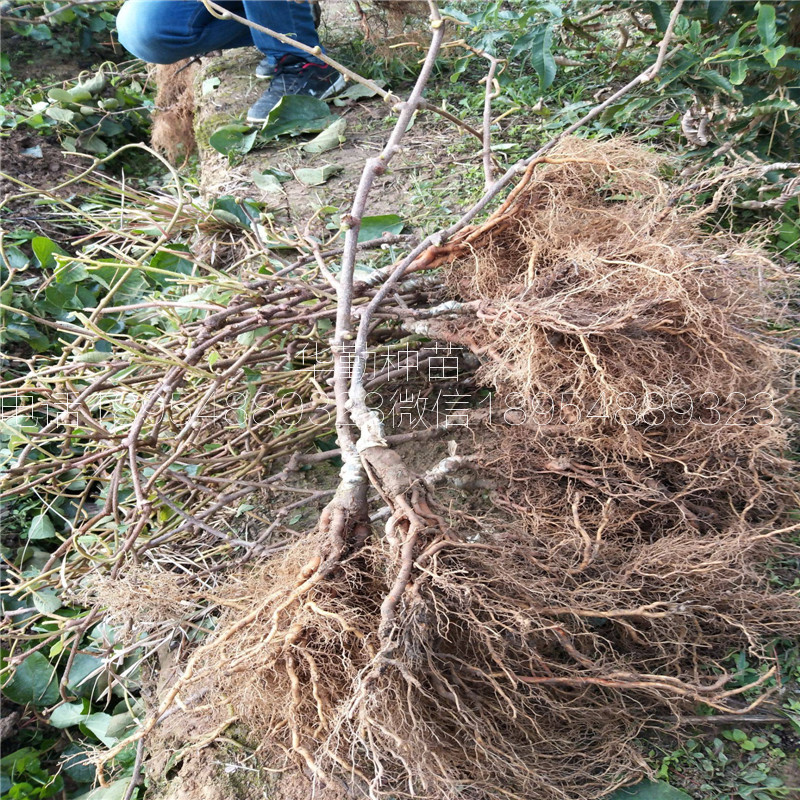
left=117, top=0, right=253, bottom=64
left=244, top=0, right=341, bottom=122
left=242, top=0, right=323, bottom=64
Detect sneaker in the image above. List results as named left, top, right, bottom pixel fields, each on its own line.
left=247, top=55, right=345, bottom=123
left=255, top=54, right=277, bottom=79
left=255, top=4, right=321, bottom=78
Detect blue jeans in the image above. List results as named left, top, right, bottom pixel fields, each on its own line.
left=116, top=0, right=322, bottom=64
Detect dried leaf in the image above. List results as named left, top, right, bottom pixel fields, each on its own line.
left=295, top=164, right=343, bottom=186
left=302, top=117, right=347, bottom=154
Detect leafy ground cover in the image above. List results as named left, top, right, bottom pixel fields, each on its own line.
left=1, top=2, right=798, bottom=800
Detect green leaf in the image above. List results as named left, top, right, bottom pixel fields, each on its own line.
left=28, top=514, right=56, bottom=540
left=75, top=71, right=106, bottom=96
left=332, top=80, right=385, bottom=106
left=32, top=588, right=62, bottom=615
left=727, top=727, right=747, bottom=742
left=48, top=87, right=78, bottom=104
left=707, top=1, right=730, bottom=24
left=91, top=266, right=148, bottom=303
left=208, top=123, right=257, bottom=156
left=73, top=777, right=132, bottom=800
left=606, top=779, right=693, bottom=800
left=258, top=94, right=334, bottom=140
left=749, top=98, right=799, bottom=116
left=74, top=350, right=113, bottom=363
left=441, top=5, right=473, bottom=25
left=253, top=167, right=292, bottom=182
left=1, top=651, right=60, bottom=707
left=729, top=60, right=747, bottom=85
left=79, top=133, right=110, bottom=155
left=357, top=214, right=405, bottom=243
left=68, top=87, right=93, bottom=104
left=105, top=710, right=136, bottom=739
left=62, top=743, right=96, bottom=783
left=698, top=69, right=741, bottom=98
left=756, top=2, right=777, bottom=47
left=54, top=260, right=90, bottom=284
left=2, top=245, right=29, bottom=270
left=778, top=220, right=800, bottom=245
left=50, top=701, right=90, bottom=728
left=148, top=247, right=193, bottom=281
left=509, top=28, right=537, bottom=59
left=252, top=172, right=285, bottom=193
left=1, top=415, right=39, bottom=453
left=763, top=45, right=786, bottom=68
left=527, top=23, right=557, bottom=90
left=67, top=652, right=107, bottom=699
left=236, top=325, right=271, bottom=346
left=646, top=2, right=670, bottom=33
left=45, top=106, right=77, bottom=124
left=210, top=196, right=261, bottom=229
left=448, top=54, right=473, bottom=83
left=295, top=164, right=343, bottom=186
left=81, top=712, right=118, bottom=746
left=211, top=209, right=244, bottom=226
left=32, top=236, right=67, bottom=270
left=302, top=117, right=347, bottom=154
left=99, top=118, right=124, bottom=137
left=45, top=282, right=80, bottom=311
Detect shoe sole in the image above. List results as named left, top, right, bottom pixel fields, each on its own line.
left=246, top=74, right=347, bottom=124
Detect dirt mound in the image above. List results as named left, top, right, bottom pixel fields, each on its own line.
left=127, top=140, right=799, bottom=800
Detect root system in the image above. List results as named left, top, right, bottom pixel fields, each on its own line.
left=150, top=61, right=198, bottom=164
left=148, top=140, right=799, bottom=799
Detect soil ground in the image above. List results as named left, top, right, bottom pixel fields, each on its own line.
left=0, top=128, right=82, bottom=195
left=191, top=46, right=452, bottom=233
left=4, top=33, right=119, bottom=82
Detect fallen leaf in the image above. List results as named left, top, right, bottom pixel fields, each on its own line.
left=209, top=124, right=256, bottom=156
left=356, top=213, right=405, bottom=242
left=605, top=779, right=692, bottom=800
left=295, top=164, right=343, bottom=186
left=259, top=95, right=334, bottom=140
left=302, top=117, right=347, bottom=154
left=332, top=80, right=386, bottom=106
left=254, top=167, right=292, bottom=182
left=252, top=171, right=285, bottom=193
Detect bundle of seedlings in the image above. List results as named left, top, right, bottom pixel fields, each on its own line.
left=12, top=3, right=792, bottom=795
left=112, top=139, right=798, bottom=800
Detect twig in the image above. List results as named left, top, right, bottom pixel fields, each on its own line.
left=480, top=54, right=501, bottom=190
left=0, top=0, right=109, bottom=23
left=677, top=713, right=788, bottom=726
left=343, top=2, right=447, bottom=451
left=646, top=0, right=684, bottom=78
left=121, top=739, right=145, bottom=800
